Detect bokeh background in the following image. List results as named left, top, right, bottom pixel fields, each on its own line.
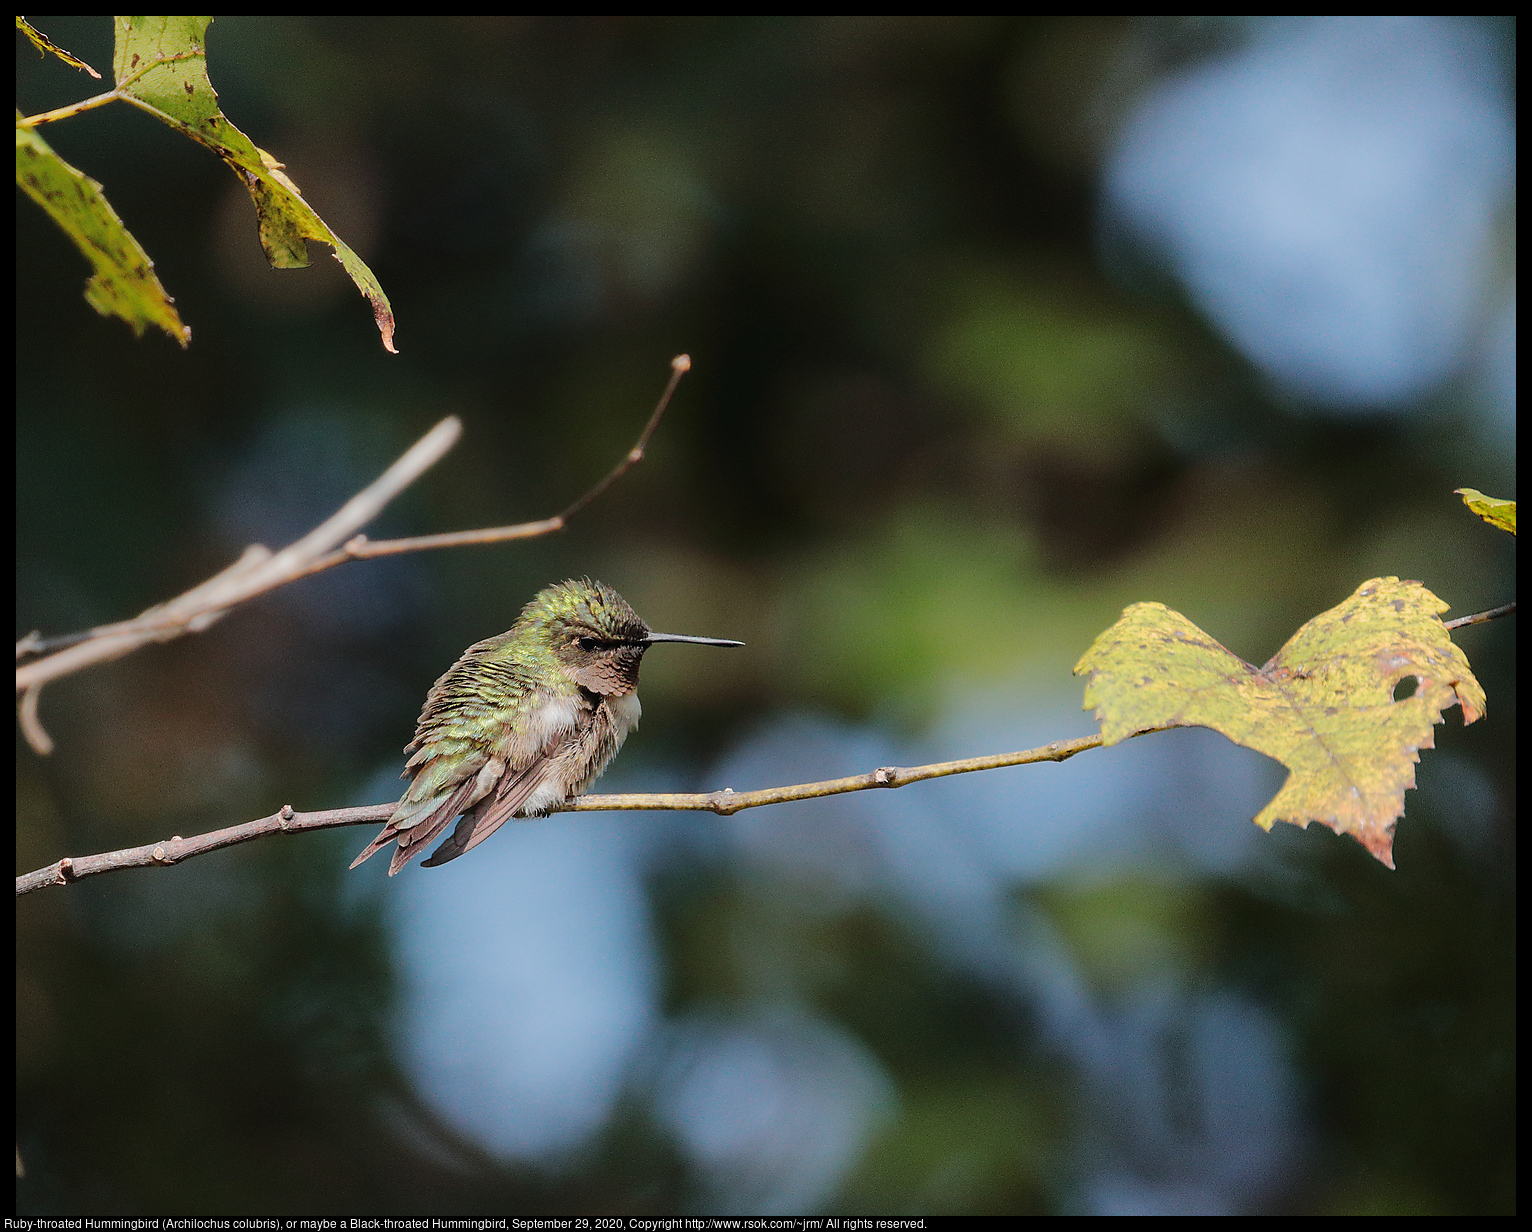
left=16, top=16, right=1515, bottom=1216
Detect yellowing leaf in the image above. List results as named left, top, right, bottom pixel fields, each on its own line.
left=110, top=17, right=396, bottom=352
left=1074, top=578, right=1485, bottom=869
left=15, top=122, right=189, bottom=346
left=16, top=17, right=102, bottom=78
left=1454, top=488, right=1515, bottom=536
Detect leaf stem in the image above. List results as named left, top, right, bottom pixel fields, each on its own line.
left=16, top=91, right=121, bottom=127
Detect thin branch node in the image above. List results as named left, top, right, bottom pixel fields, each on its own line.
left=344, top=535, right=369, bottom=556
left=152, top=846, right=171, bottom=864
left=56, top=858, right=75, bottom=883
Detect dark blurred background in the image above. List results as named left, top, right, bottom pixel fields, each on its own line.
left=16, top=16, right=1514, bottom=1216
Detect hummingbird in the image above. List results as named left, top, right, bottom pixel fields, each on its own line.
left=351, top=578, right=744, bottom=875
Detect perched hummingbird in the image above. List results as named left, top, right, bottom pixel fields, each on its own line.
left=351, top=578, right=744, bottom=875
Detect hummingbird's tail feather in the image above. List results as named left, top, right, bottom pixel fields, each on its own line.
left=348, top=827, right=398, bottom=871
left=386, top=814, right=456, bottom=876
left=420, top=758, right=563, bottom=867
left=348, top=777, right=480, bottom=875
left=348, top=791, right=449, bottom=869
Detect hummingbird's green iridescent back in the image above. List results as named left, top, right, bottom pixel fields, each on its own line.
left=350, top=578, right=742, bottom=875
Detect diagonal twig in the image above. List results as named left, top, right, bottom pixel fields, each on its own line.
left=15, top=416, right=462, bottom=696
left=16, top=356, right=693, bottom=752
left=279, top=354, right=692, bottom=572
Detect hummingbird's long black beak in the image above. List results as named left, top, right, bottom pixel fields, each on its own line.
left=644, top=632, right=745, bottom=647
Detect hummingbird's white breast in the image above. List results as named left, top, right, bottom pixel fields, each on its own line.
left=612, top=690, right=642, bottom=736
left=526, top=692, right=581, bottom=747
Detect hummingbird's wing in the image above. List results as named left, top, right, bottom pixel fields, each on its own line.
left=420, top=696, right=631, bottom=867
left=417, top=755, right=559, bottom=867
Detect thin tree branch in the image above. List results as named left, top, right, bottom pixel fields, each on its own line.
left=1444, top=601, right=1516, bottom=630
left=15, top=592, right=1507, bottom=896
left=276, top=353, right=693, bottom=573
left=15, top=731, right=1113, bottom=897
left=554, top=353, right=690, bottom=525
left=563, top=731, right=1106, bottom=813
left=16, top=357, right=692, bottom=752
left=14, top=803, right=395, bottom=897
left=15, top=418, right=461, bottom=684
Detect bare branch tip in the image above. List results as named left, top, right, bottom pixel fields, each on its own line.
left=672, top=354, right=691, bottom=373
left=19, top=686, right=54, bottom=755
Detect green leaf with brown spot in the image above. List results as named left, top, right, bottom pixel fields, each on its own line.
left=109, top=16, right=396, bottom=351
left=16, top=17, right=102, bottom=78
left=15, top=120, right=189, bottom=346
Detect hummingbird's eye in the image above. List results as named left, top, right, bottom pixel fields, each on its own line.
left=577, top=636, right=599, bottom=652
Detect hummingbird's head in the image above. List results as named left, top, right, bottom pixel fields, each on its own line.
left=522, top=578, right=743, bottom=696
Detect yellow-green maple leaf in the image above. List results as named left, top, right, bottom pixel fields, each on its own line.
left=1074, top=578, right=1485, bottom=868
